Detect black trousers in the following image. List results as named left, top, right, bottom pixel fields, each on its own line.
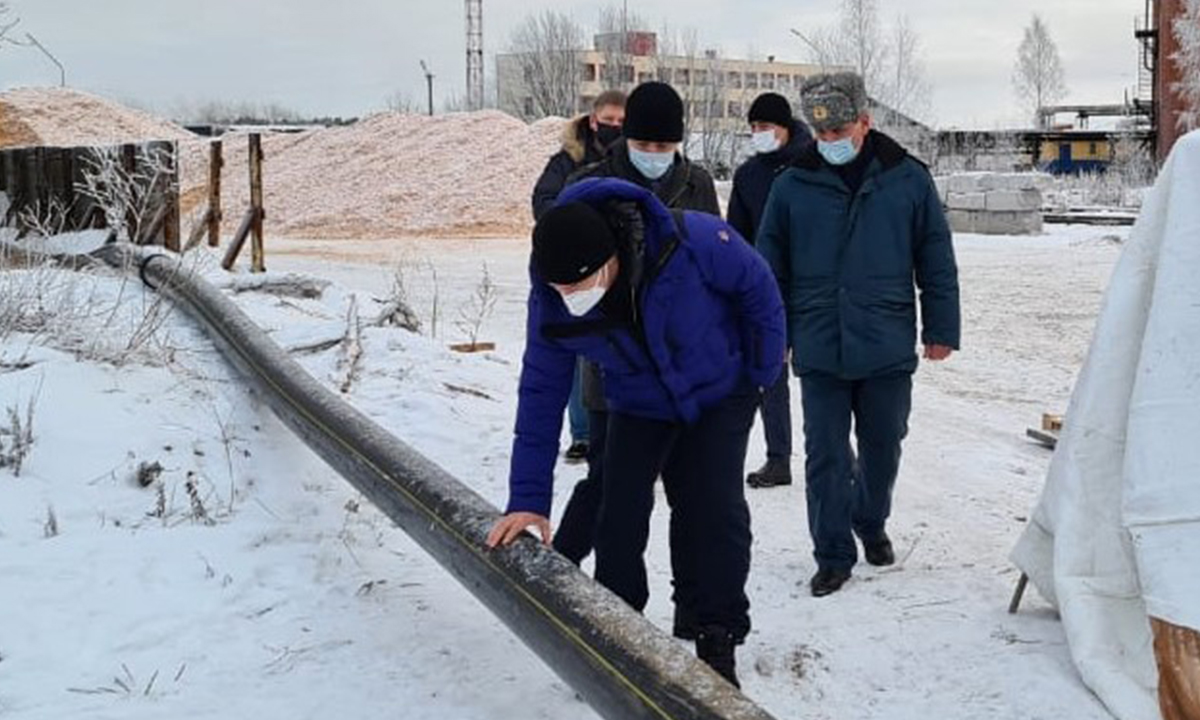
left=592, top=384, right=758, bottom=642
left=799, top=372, right=913, bottom=572
left=552, top=409, right=609, bottom=564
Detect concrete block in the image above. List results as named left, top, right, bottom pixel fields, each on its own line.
left=946, top=192, right=988, bottom=211
left=945, top=208, right=979, bottom=234
left=948, top=173, right=985, bottom=194
left=977, top=210, right=1043, bottom=235
left=985, top=189, right=1042, bottom=212
left=933, top=176, right=950, bottom=204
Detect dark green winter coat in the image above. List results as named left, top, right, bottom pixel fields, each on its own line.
left=756, top=130, right=960, bottom=380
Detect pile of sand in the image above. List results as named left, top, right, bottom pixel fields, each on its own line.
left=1, top=87, right=569, bottom=238
left=0, top=87, right=195, bottom=150
left=189, top=110, right=565, bottom=239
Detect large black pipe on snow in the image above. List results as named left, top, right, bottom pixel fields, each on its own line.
left=116, top=247, right=779, bottom=720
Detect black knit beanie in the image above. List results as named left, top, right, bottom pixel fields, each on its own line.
left=622, top=82, right=684, bottom=142
left=532, top=202, right=617, bottom=284
left=748, top=92, right=793, bottom=127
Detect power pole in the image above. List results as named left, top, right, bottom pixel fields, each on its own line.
left=420, top=60, right=435, bottom=116
left=465, top=0, right=484, bottom=111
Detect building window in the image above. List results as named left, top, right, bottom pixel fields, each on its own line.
left=657, top=67, right=673, bottom=83
left=762, top=73, right=775, bottom=89
left=1088, top=141, right=1099, bottom=156
left=728, top=100, right=743, bottom=118
left=637, top=71, right=653, bottom=84
left=707, top=100, right=724, bottom=118
left=694, top=69, right=709, bottom=86
left=728, top=71, right=742, bottom=89
left=777, top=74, right=791, bottom=90
left=677, top=68, right=691, bottom=85
left=745, top=72, right=758, bottom=89
left=523, top=97, right=535, bottom=117
left=621, top=65, right=635, bottom=83
left=582, top=63, right=598, bottom=82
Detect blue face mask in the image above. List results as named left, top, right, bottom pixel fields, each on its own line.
left=817, top=137, right=860, bottom=166
left=628, top=147, right=675, bottom=180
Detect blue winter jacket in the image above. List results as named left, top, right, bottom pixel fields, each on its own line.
left=757, top=131, right=960, bottom=380
left=507, top=178, right=787, bottom=516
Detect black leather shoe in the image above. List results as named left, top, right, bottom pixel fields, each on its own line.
left=862, top=534, right=895, bottom=567
left=809, top=568, right=852, bottom=597
left=746, top=459, right=792, bottom=488
left=695, top=625, right=740, bottom=688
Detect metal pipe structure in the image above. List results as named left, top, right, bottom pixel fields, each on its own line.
left=97, top=246, right=779, bottom=720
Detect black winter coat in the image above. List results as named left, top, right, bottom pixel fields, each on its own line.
left=567, top=139, right=721, bottom=218
left=531, top=115, right=610, bottom=221
left=727, top=119, right=812, bottom=245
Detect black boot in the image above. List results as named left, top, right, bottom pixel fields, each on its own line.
left=695, top=625, right=740, bottom=689
left=746, top=458, right=791, bottom=488
left=809, top=568, right=852, bottom=597
left=862, top=532, right=895, bottom=567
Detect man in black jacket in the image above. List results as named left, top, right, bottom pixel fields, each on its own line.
left=728, top=92, right=813, bottom=490
left=531, top=90, right=626, bottom=466
left=552, top=81, right=722, bottom=570
left=531, top=90, right=626, bottom=222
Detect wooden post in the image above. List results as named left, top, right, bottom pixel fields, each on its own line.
left=161, top=141, right=181, bottom=252
left=248, top=134, right=265, bottom=273
left=208, top=140, right=223, bottom=247
left=220, top=207, right=258, bottom=271
left=121, top=144, right=137, bottom=240
left=1008, top=573, right=1029, bottom=614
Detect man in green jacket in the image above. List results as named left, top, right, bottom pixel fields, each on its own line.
left=757, top=72, right=960, bottom=597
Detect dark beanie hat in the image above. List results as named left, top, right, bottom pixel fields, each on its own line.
left=532, top=202, right=617, bottom=284
left=622, top=82, right=684, bottom=142
left=748, top=92, right=793, bottom=127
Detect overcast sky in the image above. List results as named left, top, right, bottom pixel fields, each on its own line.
left=1, top=0, right=1145, bottom=128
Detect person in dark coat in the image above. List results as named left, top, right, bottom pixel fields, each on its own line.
left=531, top=90, right=626, bottom=465
left=487, top=177, right=786, bottom=687
left=549, top=81, right=723, bottom=569
left=532, top=90, right=627, bottom=222
left=727, top=92, right=813, bottom=490
left=757, top=72, right=961, bottom=598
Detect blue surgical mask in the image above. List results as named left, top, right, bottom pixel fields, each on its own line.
left=817, top=137, right=860, bottom=166
left=628, top=147, right=675, bottom=180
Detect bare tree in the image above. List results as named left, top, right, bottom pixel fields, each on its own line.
left=505, top=10, right=585, bottom=119
left=384, top=90, right=419, bottom=114
left=792, top=1, right=932, bottom=125
left=596, top=4, right=651, bottom=91
left=884, top=17, right=932, bottom=123
left=0, top=2, right=24, bottom=47
left=1172, top=0, right=1200, bottom=132
left=1013, top=14, right=1067, bottom=127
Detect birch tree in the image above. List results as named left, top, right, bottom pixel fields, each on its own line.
left=1013, top=14, right=1067, bottom=127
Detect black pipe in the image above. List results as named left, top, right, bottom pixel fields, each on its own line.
left=122, top=248, right=779, bottom=720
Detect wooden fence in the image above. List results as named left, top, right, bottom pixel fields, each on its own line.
left=0, top=140, right=180, bottom=250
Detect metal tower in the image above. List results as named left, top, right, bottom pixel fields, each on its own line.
left=465, top=0, right=484, bottom=111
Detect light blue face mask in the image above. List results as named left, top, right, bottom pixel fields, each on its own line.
left=628, top=147, right=675, bottom=180
left=817, top=137, right=860, bottom=166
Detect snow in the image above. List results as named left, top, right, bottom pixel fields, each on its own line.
left=0, top=224, right=1133, bottom=719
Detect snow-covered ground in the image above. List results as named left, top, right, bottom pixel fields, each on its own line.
left=0, top=224, right=1128, bottom=720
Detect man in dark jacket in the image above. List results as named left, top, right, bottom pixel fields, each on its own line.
left=531, top=90, right=626, bottom=466
left=569, top=81, right=721, bottom=216
left=532, top=90, right=626, bottom=222
left=550, top=81, right=722, bottom=567
left=757, top=72, right=960, bottom=598
left=487, top=177, right=786, bottom=688
left=728, top=92, right=813, bottom=490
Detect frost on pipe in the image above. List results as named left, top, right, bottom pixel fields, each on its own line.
left=126, top=248, right=778, bottom=720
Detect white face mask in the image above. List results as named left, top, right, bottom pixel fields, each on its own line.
left=628, top=147, right=675, bottom=180
left=751, top=129, right=781, bottom=154
left=558, top=265, right=610, bottom=317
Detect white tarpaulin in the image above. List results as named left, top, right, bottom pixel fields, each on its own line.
left=1011, top=129, right=1200, bottom=720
